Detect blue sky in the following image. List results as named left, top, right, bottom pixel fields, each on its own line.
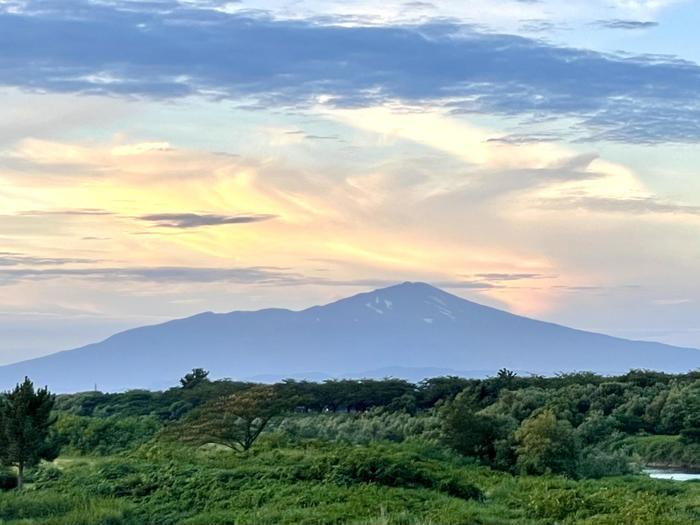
left=1, top=0, right=700, bottom=362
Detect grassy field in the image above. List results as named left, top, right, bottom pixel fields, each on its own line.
left=2, top=438, right=699, bottom=525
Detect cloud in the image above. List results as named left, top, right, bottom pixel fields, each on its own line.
left=594, top=19, right=659, bottom=30
left=518, top=19, right=560, bottom=33
left=283, top=129, right=341, bottom=141
left=0, top=2, right=698, bottom=143
left=653, top=298, right=693, bottom=306
left=434, top=280, right=497, bottom=289
left=541, top=196, right=700, bottom=216
left=137, top=212, right=278, bottom=228
left=402, top=1, right=436, bottom=10
left=0, top=252, right=99, bottom=266
left=0, top=266, right=500, bottom=291
left=18, top=208, right=113, bottom=216
left=474, top=272, right=552, bottom=281
left=486, top=133, right=561, bottom=144
left=0, top=265, right=299, bottom=286
left=305, top=134, right=342, bottom=141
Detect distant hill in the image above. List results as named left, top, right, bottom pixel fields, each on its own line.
left=0, top=282, right=698, bottom=392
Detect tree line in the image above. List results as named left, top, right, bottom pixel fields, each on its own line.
left=1, top=367, right=699, bottom=488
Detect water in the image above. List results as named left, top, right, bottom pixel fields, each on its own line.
left=644, top=468, right=700, bottom=481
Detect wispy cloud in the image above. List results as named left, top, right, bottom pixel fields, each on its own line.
left=594, top=19, right=659, bottom=30
left=0, top=2, right=698, bottom=143
left=18, top=208, right=113, bottom=216
left=137, top=212, right=278, bottom=228
left=434, top=280, right=498, bottom=289
left=0, top=252, right=99, bottom=266
left=486, top=133, right=561, bottom=144
left=0, top=266, right=502, bottom=291
left=401, top=1, right=436, bottom=10
left=541, top=196, right=700, bottom=216
left=474, top=273, right=552, bottom=281
left=0, top=266, right=298, bottom=286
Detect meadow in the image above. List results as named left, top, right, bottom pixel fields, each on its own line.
left=1, top=370, right=699, bottom=525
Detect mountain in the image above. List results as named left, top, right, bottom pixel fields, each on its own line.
left=1, top=282, right=698, bottom=392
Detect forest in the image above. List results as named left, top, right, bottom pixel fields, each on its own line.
left=0, top=368, right=698, bottom=524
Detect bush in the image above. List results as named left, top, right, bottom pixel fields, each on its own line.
left=0, top=470, right=17, bottom=491
left=621, top=435, right=700, bottom=468
left=291, top=444, right=483, bottom=500
left=277, top=409, right=441, bottom=444
left=55, top=415, right=162, bottom=456
left=576, top=447, right=635, bottom=479
left=435, top=473, right=483, bottom=500
left=515, top=478, right=687, bottom=525
left=34, top=463, right=63, bottom=485
left=523, top=484, right=589, bottom=521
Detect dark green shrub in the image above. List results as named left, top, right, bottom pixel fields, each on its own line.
left=0, top=470, right=17, bottom=491
left=436, top=474, right=483, bottom=500
left=291, top=444, right=483, bottom=501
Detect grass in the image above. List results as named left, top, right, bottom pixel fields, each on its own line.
left=0, top=491, right=134, bottom=525
left=1, top=438, right=698, bottom=525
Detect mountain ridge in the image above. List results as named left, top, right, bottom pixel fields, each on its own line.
left=0, top=282, right=698, bottom=392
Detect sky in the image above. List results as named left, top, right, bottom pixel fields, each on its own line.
left=1, top=0, right=700, bottom=363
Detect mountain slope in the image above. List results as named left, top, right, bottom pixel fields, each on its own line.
left=1, top=282, right=698, bottom=392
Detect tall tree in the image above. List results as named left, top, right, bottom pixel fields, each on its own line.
left=180, top=368, right=210, bottom=389
left=0, top=377, right=59, bottom=489
left=180, top=385, right=289, bottom=452
left=441, top=389, right=517, bottom=469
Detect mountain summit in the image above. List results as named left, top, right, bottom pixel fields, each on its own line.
left=1, top=282, right=698, bottom=392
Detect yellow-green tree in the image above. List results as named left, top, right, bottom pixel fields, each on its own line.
left=515, top=408, right=578, bottom=476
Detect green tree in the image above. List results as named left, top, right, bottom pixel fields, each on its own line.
left=181, top=385, right=288, bottom=452
left=659, top=382, right=700, bottom=435
left=574, top=410, right=619, bottom=447
left=441, top=390, right=517, bottom=469
left=180, top=368, right=211, bottom=389
left=497, top=368, right=517, bottom=385
left=515, top=408, right=579, bottom=476
left=417, top=376, right=471, bottom=408
left=0, top=377, right=59, bottom=489
left=679, top=387, right=700, bottom=443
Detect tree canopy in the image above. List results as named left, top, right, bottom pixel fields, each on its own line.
left=0, top=378, right=59, bottom=488
left=179, top=385, right=290, bottom=452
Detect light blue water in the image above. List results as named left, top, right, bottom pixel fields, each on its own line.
left=644, top=468, right=700, bottom=481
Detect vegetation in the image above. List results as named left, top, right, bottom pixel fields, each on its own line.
left=175, top=385, right=290, bottom=452
left=0, top=368, right=698, bottom=524
left=621, top=435, right=700, bottom=469
left=179, top=368, right=211, bottom=390
left=0, top=377, right=59, bottom=489
left=514, top=409, right=578, bottom=476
